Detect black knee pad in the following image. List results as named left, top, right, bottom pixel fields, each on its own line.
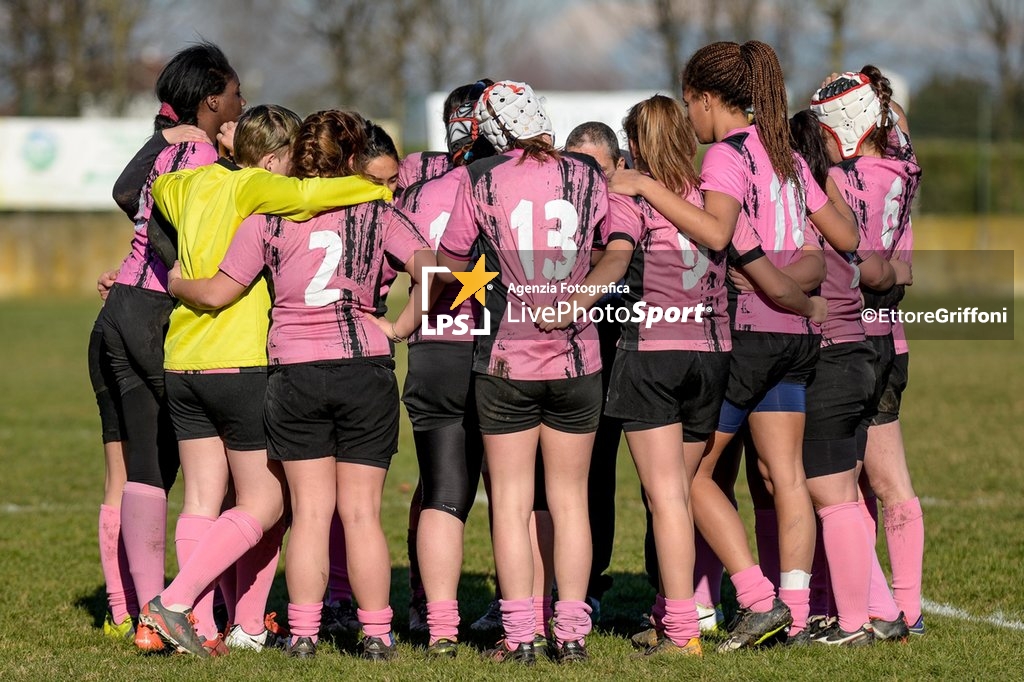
left=803, top=437, right=858, bottom=479
left=414, top=422, right=483, bottom=523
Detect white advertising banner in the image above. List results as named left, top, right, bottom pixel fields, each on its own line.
left=426, top=90, right=661, bottom=153
left=0, top=118, right=153, bottom=211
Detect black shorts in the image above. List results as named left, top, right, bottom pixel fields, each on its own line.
left=402, top=342, right=476, bottom=431
left=802, top=341, right=876, bottom=478
left=862, top=335, right=897, bottom=427
left=874, top=349, right=908, bottom=426
left=804, top=341, right=877, bottom=441
left=475, top=372, right=603, bottom=435
left=605, top=349, right=730, bottom=442
left=88, top=310, right=125, bottom=444
left=724, top=331, right=821, bottom=409
left=265, top=357, right=399, bottom=468
left=166, top=370, right=267, bottom=451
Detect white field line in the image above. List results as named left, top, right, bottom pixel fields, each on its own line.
left=921, top=598, right=1024, bottom=631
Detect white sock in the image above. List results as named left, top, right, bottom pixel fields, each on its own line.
left=779, top=569, right=811, bottom=590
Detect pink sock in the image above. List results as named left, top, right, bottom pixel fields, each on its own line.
left=426, top=599, right=459, bottom=644
left=357, top=606, right=394, bottom=642
left=120, top=482, right=168, bottom=607
left=164, top=510, right=262, bottom=611
left=730, top=565, right=776, bottom=613
left=884, top=497, right=924, bottom=624
left=809, top=522, right=831, bottom=617
left=779, top=588, right=809, bottom=634
left=652, top=593, right=666, bottom=631
left=327, top=513, right=352, bottom=603
left=288, top=602, right=322, bottom=643
left=99, top=504, right=137, bottom=623
left=818, top=502, right=870, bottom=632
left=693, top=531, right=722, bottom=607
left=169, top=513, right=216, bottom=639
left=499, top=598, right=534, bottom=646
left=860, top=501, right=902, bottom=621
left=663, top=597, right=698, bottom=645
left=553, top=599, right=592, bottom=644
left=754, top=509, right=781, bottom=588
left=867, top=553, right=900, bottom=621
left=534, top=595, right=553, bottom=636
left=235, top=517, right=286, bottom=635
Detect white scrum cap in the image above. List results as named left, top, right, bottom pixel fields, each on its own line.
left=810, top=72, right=882, bottom=159
left=474, top=81, right=553, bottom=153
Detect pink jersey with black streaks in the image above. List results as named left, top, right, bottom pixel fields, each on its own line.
left=398, top=151, right=453, bottom=191
left=891, top=226, right=913, bottom=354
left=819, top=243, right=864, bottom=345
left=220, top=201, right=429, bottom=365
left=607, top=190, right=730, bottom=352
left=395, top=166, right=476, bottom=344
left=700, top=126, right=827, bottom=334
left=439, top=149, right=607, bottom=381
left=116, top=141, right=219, bottom=292
left=834, top=129, right=920, bottom=340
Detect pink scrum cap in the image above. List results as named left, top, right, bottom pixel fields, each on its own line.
left=474, top=81, right=553, bottom=153
left=810, top=72, right=881, bottom=159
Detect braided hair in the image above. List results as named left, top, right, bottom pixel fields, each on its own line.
left=682, top=40, right=798, bottom=185
left=291, top=110, right=368, bottom=179
left=860, top=64, right=894, bottom=154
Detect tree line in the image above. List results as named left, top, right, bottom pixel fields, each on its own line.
left=0, top=0, right=1020, bottom=144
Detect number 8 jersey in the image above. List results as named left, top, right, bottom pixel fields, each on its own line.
left=440, top=149, right=609, bottom=381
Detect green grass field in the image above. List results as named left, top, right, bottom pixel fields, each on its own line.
left=1, top=297, right=1022, bottom=681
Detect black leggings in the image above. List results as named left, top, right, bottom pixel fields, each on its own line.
left=88, top=309, right=125, bottom=444
left=413, top=421, right=483, bottom=523
left=99, top=284, right=179, bottom=491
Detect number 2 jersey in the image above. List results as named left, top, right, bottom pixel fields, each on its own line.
left=439, top=149, right=609, bottom=381
left=219, top=201, right=429, bottom=366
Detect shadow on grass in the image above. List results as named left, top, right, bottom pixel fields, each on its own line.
left=593, top=571, right=740, bottom=638
left=74, top=566, right=740, bottom=648
left=73, top=566, right=500, bottom=643
left=74, top=585, right=109, bottom=630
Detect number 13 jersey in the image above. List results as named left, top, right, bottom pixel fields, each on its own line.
left=440, top=149, right=609, bottom=381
